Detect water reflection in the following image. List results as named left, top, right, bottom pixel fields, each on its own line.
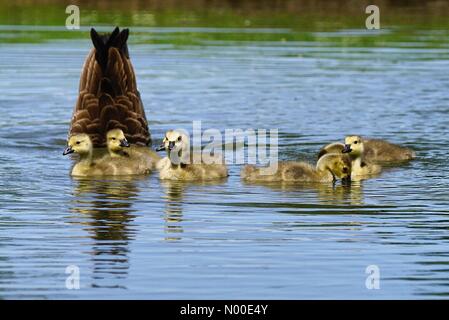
left=316, top=181, right=364, bottom=206
left=242, top=179, right=365, bottom=206
left=160, top=180, right=185, bottom=241
left=70, top=177, right=142, bottom=289
left=160, top=179, right=228, bottom=241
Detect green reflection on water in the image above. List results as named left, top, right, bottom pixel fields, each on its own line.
left=0, top=1, right=448, bottom=48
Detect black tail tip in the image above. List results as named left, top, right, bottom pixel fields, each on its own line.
left=90, top=26, right=130, bottom=72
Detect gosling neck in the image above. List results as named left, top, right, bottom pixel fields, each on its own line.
left=349, top=150, right=364, bottom=168
left=349, top=144, right=365, bottom=164
left=170, top=162, right=188, bottom=169
left=109, top=149, right=128, bottom=158
left=168, top=147, right=189, bottom=168
left=78, top=149, right=93, bottom=165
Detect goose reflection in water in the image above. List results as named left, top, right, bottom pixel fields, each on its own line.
left=160, top=180, right=185, bottom=241
left=160, top=179, right=228, bottom=241
left=242, top=179, right=365, bottom=207
left=69, top=176, right=142, bottom=289
left=315, top=181, right=364, bottom=206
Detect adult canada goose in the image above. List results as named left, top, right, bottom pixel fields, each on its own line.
left=318, top=136, right=415, bottom=162
left=68, top=27, right=151, bottom=148
left=155, top=130, right=228, bottom=181
left=241, top=153, right=352, bottom=183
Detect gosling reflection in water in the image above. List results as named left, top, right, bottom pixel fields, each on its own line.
left=70, top=176, right=143, bottom=288
left=160, top=179, right=227, bottom=241
left=242, top=179, right=364, bottom=206
left=160, top=180, right=185, bottom=241
left=316, top=180, right=364, bottom=206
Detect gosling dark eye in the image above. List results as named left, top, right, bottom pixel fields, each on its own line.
left=111, top=137, right=116, bottom=140
left=76, top=141, right=81, bottom=145
left=178, top=136, right=182, bottom=141
left=354, top=141, right=358, bottom=144
left=342, top=167, right=348, bottom=173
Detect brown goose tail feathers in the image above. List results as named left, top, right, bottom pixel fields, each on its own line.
left=90, top=26, right=130, bottom=74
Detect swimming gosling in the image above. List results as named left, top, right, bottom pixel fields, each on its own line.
left=63, top=133, right=103, bottom=176
left=342, top=135, right=382, bottom=177
left=318, top=136, right=415, bottom=162
left=155, top=130, right=228, bottom=181
left=106, top=128, right=131, bottom=158
left=106, top=128, right=159, bottom=170
left=361, top=138, right=416, bottom=162
left=241, top=153, right=352, bottom=183
left=64, top=133, right=149, bottom=176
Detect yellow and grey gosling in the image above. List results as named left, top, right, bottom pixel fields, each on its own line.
left=317, top=142, right=345, bottom=160
left=155, top=130, right=228, bottom=181
left=341, top=135, right=382, bottom=177
left=241, top=153, right=352, bottom=183
left=318, top=136, right=415, bottom=162
left=106, top=128, right=160, bottom=170
left=63, top=134, right=104, bottom=176
left=63, top=133, right=150, bottom=176
left=361, top=138, right=416, bottom=162
left=106, top=128, right=131, bottom=158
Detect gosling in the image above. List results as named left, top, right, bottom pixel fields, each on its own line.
left=106, top=128, right=159, bottom=170
left=63, top=133, right=149, bottom=176
left=63, top=133, right=105, bottom=176
left=318, top=136, right=415, bottom=162
left=342, top=135, right=382, bottom=177
left=361, top=138, right=416, bottom=162
left=241, top=153, right=352, bottom=183
left=106, top=128, right=131, bottom=158
left=155, top=130, right=228, bottom=181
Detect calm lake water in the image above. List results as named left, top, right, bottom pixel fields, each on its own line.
left=1, top=24, right=449, bottom=299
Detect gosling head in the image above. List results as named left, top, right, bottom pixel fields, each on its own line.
left=317, top=154, right=352, bottom=182
left=63, top=134, right=93, bottom=156
left=342, top=135, right=364, bottom=157
left=106, top=128, right=130, bottom=155
left=155, top=130, right=190, bottom=163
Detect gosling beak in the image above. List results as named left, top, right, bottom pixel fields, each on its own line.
left=120, top=139, right=130, bottom=148
left=155, top=144, right=166, bottom=152
left=168, top=141, right=175, bottom=151
left=63, top=146, right=74, bottom=155
left=342, top=144, right=352, bottom=153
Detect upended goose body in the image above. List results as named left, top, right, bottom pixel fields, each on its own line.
left=318, top=136, right=415, bottom=162
left=68, top=27, right=151, bottom=148
left=156, top=130, right=228, bottom=181
left=241, top=153, right=352, bottom=183
left=63, top=27, right=158, bottom=177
